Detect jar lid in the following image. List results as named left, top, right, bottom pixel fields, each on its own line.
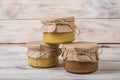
left=27, top=41, right=60, bottom=58
left=62, top=42, right=98, bottom=51
left=61, top=42, right=99, bottom=62
left=27, top=41, right=58, bottom=50
left=41, top=16, right=76, bottom=33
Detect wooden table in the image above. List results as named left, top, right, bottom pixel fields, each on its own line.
left=0, top=44, right=120, bottom=80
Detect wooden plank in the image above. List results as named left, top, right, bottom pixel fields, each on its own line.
left=75, top=19, right=120, bottom=43
left=1, top=43, right=120, bottom=48
left=0, top=20, right=42, bottom=43
left=0, top=19, right=120, bottom=43
left=0, top=68, right=119, bottom=80
left=0, top=62, right=120, bottom=80
left=0, top=46, right=120, bottom=61
left=0, top=46, right=120, bottom=80
left=0, top=0, right=120, bottom=19
left=100, top=44, right=120, bottom=48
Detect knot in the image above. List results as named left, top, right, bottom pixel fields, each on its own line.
left=60, top=47, right=98, bottom=62
left=43, top=19, right=76, bottom=32
left=28, top=48, right=59, bottom=58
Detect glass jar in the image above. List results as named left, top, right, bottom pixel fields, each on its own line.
left=61, top=42, right=99, bottom=73
left=27, top=41, right=60, bottom=68
left=41, top=17, right=76, bottom=44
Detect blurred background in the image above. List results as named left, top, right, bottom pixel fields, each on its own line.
left=0, top=0, right=120, bottom=44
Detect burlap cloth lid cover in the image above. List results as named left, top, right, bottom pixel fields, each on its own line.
left=41, top=16, right=76, bottom=33
left=27, top=41, right=60, bottom=59
left=61, top=42, right=99, bottom=62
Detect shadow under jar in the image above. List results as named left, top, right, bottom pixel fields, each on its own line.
left=27, top=41, right=60, bottom=68
left=61, top=42, right=99, bottom=74
left=41, top=16, right=76, bottom=44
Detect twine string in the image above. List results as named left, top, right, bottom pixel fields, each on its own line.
left=60, top=47, right=99, bottom=62
left=43, top=19, right=76, bottom=32
left=28, top=48, right=59, bottom=58
left=98, top=47, right=103, bottom=55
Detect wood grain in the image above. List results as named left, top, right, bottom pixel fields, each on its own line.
left=0, top=19, right=120, bottom=43
left=0, top=45, right=120, bottom=80
left=0, top=0, right=120, bottom=19
left=0, top=20, right=42, bottom=43
left=75, top=19, right=120, bottom=43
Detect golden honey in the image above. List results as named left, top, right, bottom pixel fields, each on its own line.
left=28, top=57, right=58, bottom=68
left=27, top=41, right=60, bottom=68
left=43, top=32, right=75, bottom=44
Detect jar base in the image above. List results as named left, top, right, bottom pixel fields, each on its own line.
left=64, top=60, right=98, bottom=74
left=43, top=32, right=75, bottom=44
left=28, top=57, right=59, bottom=68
